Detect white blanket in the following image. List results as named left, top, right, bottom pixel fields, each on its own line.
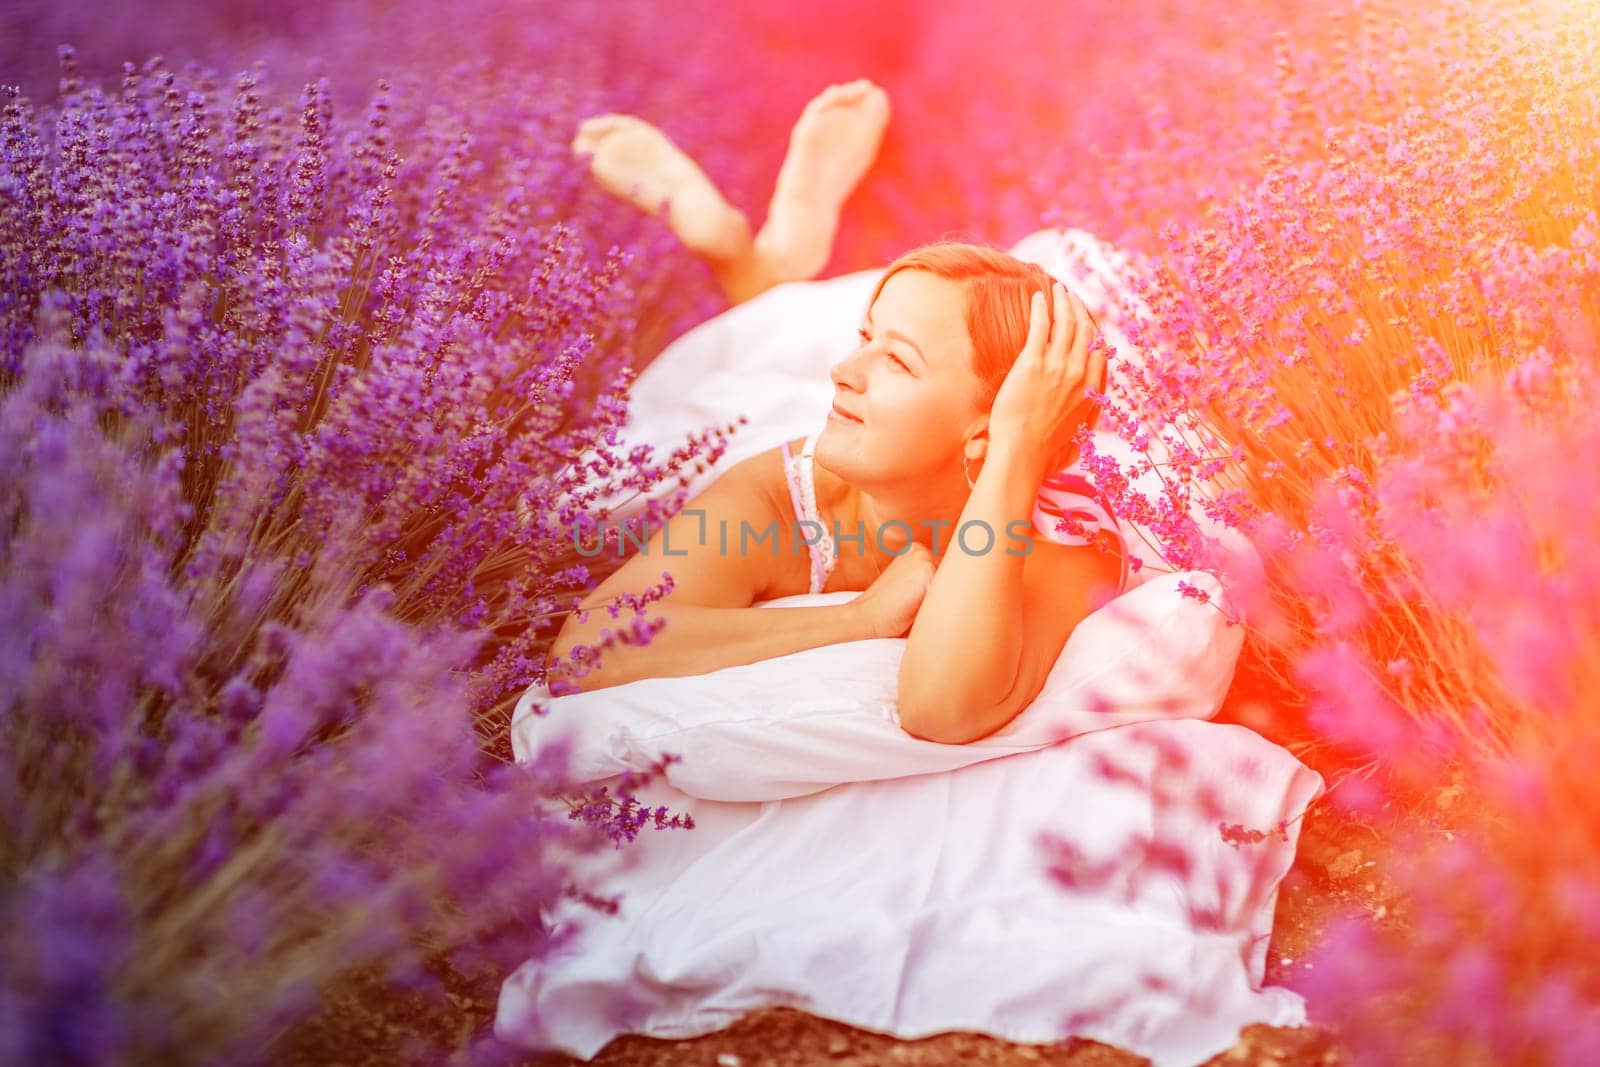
left=496, top=597, right=1324, bottom=1067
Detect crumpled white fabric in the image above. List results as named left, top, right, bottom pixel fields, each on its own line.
left=497, top=701, right=1322, bottom=1066
left=495, top=596, right=1325, bottom=1065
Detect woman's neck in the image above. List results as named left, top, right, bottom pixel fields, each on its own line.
left=848, top=476, right=972, bottom=560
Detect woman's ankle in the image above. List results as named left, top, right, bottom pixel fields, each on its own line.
left=711, top=248, right=786, bottom=306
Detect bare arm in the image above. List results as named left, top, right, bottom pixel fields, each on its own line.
left=896, top=445, right=1120, bottom=742
left=898, top=282, right=1120, bottom=743
left=553, top=601, right=876, bottom=692
left=895, top=441, right=1041, bottom=724
left=548, top=452, right=875, bottom=693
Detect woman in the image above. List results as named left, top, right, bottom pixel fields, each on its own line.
left=552, top=80, right=1126, bottom=746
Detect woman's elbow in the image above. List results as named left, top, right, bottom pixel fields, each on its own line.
left=894, top=675, right=936, bottom=739
left=897, top=707, right=986, bottom=745
left=897, top=673, right=958, bottom=741
left=897, top=677, right=1023, bottom=744
left=898, top=648, right=1023, bottom=743
left=896, top=706, right=942, bottom=742
left=896, top=688, right=985, bottom=745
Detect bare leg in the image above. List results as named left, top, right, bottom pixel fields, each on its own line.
left=752, top=79, right=891, bottom=286
left=571, top=79, right=891, bottom=305
left=571, top=114, right=760, bottom=299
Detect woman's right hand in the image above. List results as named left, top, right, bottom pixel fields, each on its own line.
left=853, top=543, right=937, bottom=638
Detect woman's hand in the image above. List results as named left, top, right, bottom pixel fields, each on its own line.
left=852, top=543, right=936, bottom=638
left=986, top=281, right=1107, bottom=473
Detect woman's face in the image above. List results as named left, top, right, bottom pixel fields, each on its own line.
left=815, top=269, right=985, bottom=486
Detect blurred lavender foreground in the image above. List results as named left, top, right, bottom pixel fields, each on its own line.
left=0, top=44, right=725, bottom=1065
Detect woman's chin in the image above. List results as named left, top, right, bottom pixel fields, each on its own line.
left=813, top=424, right=860, bottom=477
left=821, top=416, right=868, bottom=448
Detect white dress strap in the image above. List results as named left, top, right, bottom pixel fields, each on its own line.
left=796, top=432, right=837, bottom=595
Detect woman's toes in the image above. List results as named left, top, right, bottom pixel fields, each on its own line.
left=576, top=113, right=622, bottom=130
left=573, top=114, right=635, bottom=152
left=801, top=91, right=831, bottom=117
left=572, top=117, right=614, bottom=154
left=804, top=79, right=886, bottom=118
left=569, top=113, right=751, bottom=266
left=812, top=84, right=849, bottom=108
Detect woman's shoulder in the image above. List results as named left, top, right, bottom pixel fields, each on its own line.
left=710, top=436, right=809, bottom=521
left=704, top=437, right=820, bottom=600
left=714, top=433, right=851, bottom=525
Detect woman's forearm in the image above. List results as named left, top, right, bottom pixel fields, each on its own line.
left=549, top=599, right=876, bottom=693
left=898, top=442, right=1047, bottom=725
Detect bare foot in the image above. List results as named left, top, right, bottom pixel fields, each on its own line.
left=572, top=114, right=752, bottom=265
left=755, top=79, right=892, bottom=282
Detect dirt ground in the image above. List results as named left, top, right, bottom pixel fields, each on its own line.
left=279, top=737, right=1474, bottom=1067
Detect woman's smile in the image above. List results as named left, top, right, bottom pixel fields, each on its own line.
left=829, top=399, right=864, bottom=424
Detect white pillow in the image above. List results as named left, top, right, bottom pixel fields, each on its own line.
left=511, top=570, right=1242, bottom=802
left=986, top=568, right=1242, bottom=743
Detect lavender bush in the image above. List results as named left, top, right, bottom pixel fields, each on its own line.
left=1284, top=356, right=1600, bottom=1066
left=1072, top=3, right=1600, bottom=1060
left=0, top=50, right=723, bottom=1063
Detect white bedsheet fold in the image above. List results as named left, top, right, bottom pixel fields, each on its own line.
left=497, top=612, right=1324, bottom=1067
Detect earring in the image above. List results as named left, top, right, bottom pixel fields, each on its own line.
left=963, top=454, right=976, bottom=489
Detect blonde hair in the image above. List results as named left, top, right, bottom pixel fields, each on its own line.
left=865, top=241, right=1062, bottom=411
